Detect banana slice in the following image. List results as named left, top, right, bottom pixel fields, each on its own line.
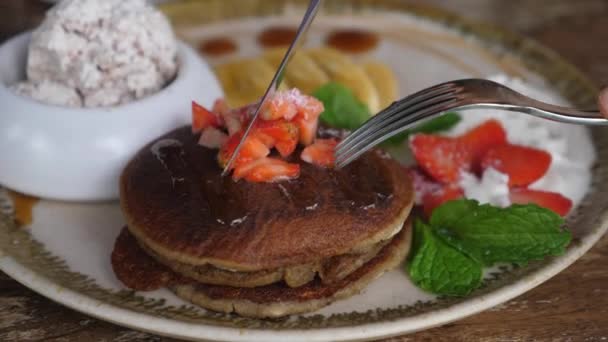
left=307, top=47, right=381, bottom=113
left=263, top=47, right=330, bottom=95
left=362, top=61, right=399, bottom=111
left=214, top=58, right=288, bottom=107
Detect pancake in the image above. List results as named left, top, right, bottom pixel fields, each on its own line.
left=120, top=127, right=414, bottom=272
left=138, top=234, right=391, bottom=288
left=111, top=221, right=412, bottom=318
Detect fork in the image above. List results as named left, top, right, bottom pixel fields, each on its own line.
left=335, top=78, right=608, bottom=168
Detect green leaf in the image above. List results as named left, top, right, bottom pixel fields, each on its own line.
left=313, top=82, right=370, bottom=130
left=382, top=112, right=462, bottom=146
left=408, top=220, right=483, bottom=296
left=430, top=199, right=572, bottom=266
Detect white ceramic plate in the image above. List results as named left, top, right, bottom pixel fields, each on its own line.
left=1, top=2, right=607, bottom=341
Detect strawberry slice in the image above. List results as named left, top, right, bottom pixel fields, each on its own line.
left=301, top=138, right=338, bottom=168
left=234, top=157, right=301, bottom=182
left=410, top=120, right=507, bottom=183
left=211, top=99, right=230, bottom=123
left=509, top=188, right=572, bottom=216
left=481, top=144, right=552, bottom=187
left=422, top=185, right=464, bottom=218
left=410, top=135, right=471, bottom=183
left=406, top=167, right=443, bottom=204
left=253, top=120, right=299, bottom=157
left=198, top=127, right=228, bottom=149
left=192, top=101, right=220, bottom=133
left=218, top=133, right=270, bottom=169
left=460, top=119, right=507, bottom=171
left=294, top=114, right=319, bottom=146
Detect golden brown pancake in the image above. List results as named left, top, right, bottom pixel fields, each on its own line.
left=111, top=221, right=412, bottom=318
left=120, top=127, right=414, bottom=272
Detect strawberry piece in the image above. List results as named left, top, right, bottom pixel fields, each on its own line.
left=198, top=127, right=228, bottom=149
left=253, top=120, right=299, bottom=157
left=301, top=138, right=338, bottom=168
left=234, top=157, right=300, bottom=182
left=192, top=101, right=220, bottom=133
left=410, top=135, right=472, bottom=183
left=292, top=90, right=324, bottom=121
left=261, top=93, right=298, bottom=121
left=294, top=114, right=319, bottom=146
left=406, top=167, right=443, bottom=204
left=422, top=185, right=464, bottom=218
left=460, top=119, right=507, bottom=171
left=410, top=120, right=507, bottom=183
left=218, top=133, right=270, bottom=169
left=481, top=144, right=552, bottom=187
left=509, top=188, right=572, bottom=216
left=211, top=99, right=230, bottom=123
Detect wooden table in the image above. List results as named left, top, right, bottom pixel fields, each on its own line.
left=1, top=1, right=607, bottom=341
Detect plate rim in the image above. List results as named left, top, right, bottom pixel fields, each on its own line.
left=1, top=1, right=606, bottom=341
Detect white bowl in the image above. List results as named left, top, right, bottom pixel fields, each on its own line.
left=0, top=32, right=224, bottom=201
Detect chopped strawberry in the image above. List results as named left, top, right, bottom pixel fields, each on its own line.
left=509, top=188, right=572, bottom=216
left=222, top=112, right=243, bottom=136
left=198, top=127, right=228, bottom=149
left=192, top=101, right=220, bottom=133
left=261, top=93, right=298, bottom=121
left=211, top=99, right=230, bottom=121
left=301, top=139, right=338, bottom=167
left=292, top=90, right=324, bottom=120
left=294, top=114, right=319, bottom=146
left=406, top=167, right=443, bottom=204
left=218, top=133, right=270, bottom=169
left=410, top=135, right=471, bottom=183
left=460, top=119, right=507, bottom=171
left=233, top=157, right=300, bottom=182
left=253, top=120, right=299, bottom=157
left=481, top=144, right=552, bottom=187
left=422, top=185, right=464, bottom=217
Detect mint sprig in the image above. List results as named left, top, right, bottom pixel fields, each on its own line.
left=407, top=199, right=572, bottom=296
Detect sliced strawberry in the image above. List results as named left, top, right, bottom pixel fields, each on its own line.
left=422, top=185, right=464, bottom=217
left=234, top=157, right=300, bottom=182
left=481, top=144, right=552, bottom=187
left=218, top=133, right=270, bottom=169
left=223, top=112, right=243, bottom=136
left=253, top=120, right=299, bottom=157
left=460, top=119, right=507, bottom=171
left=198, top=127, right=228, bottom=149
left=509, top=188, right=572, bottom=216
left=294, top=114, right=318, bottom=146
left=261, top=93, right=298, bottom=121
left=406, top=167, right=443, bottom=205
left=192, top=101, right=220, bottom=133
left=410, top=134, right=472, bottom=183
left=301, top=138, right=338, bottom=168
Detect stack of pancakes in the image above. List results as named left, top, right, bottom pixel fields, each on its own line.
left=112, top=127, right=414, bottom=318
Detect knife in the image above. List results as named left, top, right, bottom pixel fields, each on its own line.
left=221, top=0, right=322, bottom=175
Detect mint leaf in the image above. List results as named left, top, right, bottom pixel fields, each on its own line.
left=313, top=82, right=370, bottom=130
left=408, top=220, right=483, bottom=296
left=382, top=112, right=461, bottom=146
left=430, top=199, right=572, bottom=266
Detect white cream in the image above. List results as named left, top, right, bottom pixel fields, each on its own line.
left=447, top=75, right=596, bottom=207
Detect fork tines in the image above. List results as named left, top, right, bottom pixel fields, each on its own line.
left=334, top=81, right=460, bottom=168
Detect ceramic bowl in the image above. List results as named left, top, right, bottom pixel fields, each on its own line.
left=0, top=32, right=223, bottom=201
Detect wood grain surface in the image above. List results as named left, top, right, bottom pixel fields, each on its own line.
left=1, top=1, right=607, bottom=341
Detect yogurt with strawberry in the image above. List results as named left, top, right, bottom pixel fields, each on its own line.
left=410, top=75, right=596, bottom=217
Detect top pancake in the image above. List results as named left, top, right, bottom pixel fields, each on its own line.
left=121, top=127, right=413, bottom=272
